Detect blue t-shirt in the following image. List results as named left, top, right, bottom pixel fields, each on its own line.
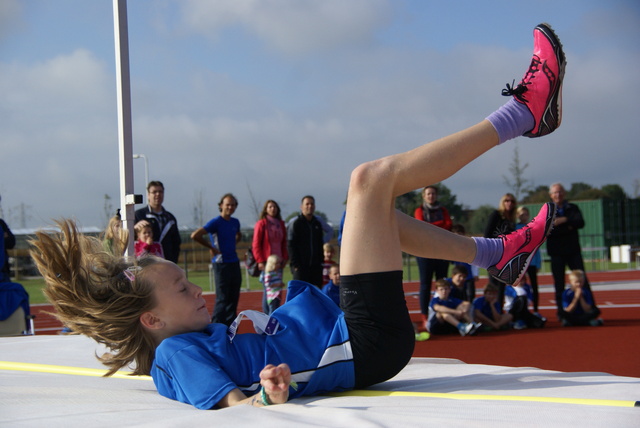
left=322, top=281, right=340, bottom=307
left=203, top=216, right=240, bottom=263
left=562, top=288, right=594, bottom=315
left=473, top=296, right=501, bottom=320
left=427, top=295, right=462, bottom=329
left=151, top=281, right=354, bottom=409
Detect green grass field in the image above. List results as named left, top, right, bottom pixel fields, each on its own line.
left=19, top=260, right=629, bottom=305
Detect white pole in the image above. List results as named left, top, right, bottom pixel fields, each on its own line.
left=113, top=0, right=136, bottom=257
left=133, top=154, right=149, bottom=190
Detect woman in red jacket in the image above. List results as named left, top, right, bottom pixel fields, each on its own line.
left=252, top=200, right=289, bottom=313
left=252, top=200, right=289, bottom=272
left=414, top=185, right=452, bottom=329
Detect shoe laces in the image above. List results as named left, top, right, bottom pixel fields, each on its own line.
left=501, top=55, right=542, bottom=103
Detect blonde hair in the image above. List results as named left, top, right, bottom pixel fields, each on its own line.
left=30, top=219, right=162, bottom=377
left=569, top=269, right=585, bottom=280
left=265, top=254, right=281, bottom=273
left=498, top=193, right=517, bottom=223
left=323, top=243, right=334, bottom=253
left=102, top=214, right=130, bottom=256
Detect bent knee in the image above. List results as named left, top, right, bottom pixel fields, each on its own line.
left=349, top=158, right=394, bottom=194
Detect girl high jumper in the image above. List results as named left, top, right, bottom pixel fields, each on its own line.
left=30, top=23, right=565, bottom=409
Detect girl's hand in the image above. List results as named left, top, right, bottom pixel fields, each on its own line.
left=260, top=363, right=291, bottom=405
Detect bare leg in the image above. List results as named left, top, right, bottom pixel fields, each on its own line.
left=340, top=120, right=498, bottom=275
left=341, top=23, right=566, bottom=277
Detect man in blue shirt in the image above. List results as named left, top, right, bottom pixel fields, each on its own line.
left=191, top=193, right=242, bottom=326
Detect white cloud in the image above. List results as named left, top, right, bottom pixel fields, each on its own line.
left=179, top=0, right=392, bottom=55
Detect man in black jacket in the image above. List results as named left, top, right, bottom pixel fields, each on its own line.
left=287, top=195, right=324, bottom=287
left=547, top=183, right=596, bottom=316
left=134, top=181, right=181, bottom=263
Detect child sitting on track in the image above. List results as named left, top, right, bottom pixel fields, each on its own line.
left=427, top=279, right=480, bottom=336
left=30, top=23, right=563, bottom=409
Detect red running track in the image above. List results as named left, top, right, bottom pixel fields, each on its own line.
left=30, top=270, right=640, bottom=378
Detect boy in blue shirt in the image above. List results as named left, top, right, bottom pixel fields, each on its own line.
left=560, top=269, right=603, bottom=327
left=473, top=283, right=513, bottom=331
left=445, top=265, right=473, bottom=302
left=428, top=279, right=480, bottom=336
left=322, top=264, right=341, bottom=307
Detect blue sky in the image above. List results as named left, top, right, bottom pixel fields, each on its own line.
left=1, top=0, right=639, bottom=230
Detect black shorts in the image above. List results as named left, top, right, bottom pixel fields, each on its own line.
left=340, top=271, right=415, bottom=388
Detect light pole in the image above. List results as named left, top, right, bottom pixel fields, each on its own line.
left=133, top=153, right=149, bottom=189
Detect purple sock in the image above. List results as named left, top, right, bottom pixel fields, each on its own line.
left=471, top=237, right=504, bottom=268
left=486, top=98, right=534, bottom=144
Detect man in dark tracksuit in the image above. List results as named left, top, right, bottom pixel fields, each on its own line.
left=547, top=183, right=597, bottom=316
left=288, top=195, right=324, bottom=287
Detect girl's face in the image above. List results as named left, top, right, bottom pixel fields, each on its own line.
left=140, top=227, right=153, bottom=242
left=266, top=202, right=278, bottom=217
left=144, top=262, right=210, bottom=337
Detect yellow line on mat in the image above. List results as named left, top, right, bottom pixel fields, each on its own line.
left=1, top=361, right=637, bottom=408
left=0, top=361, right=151, bottom=381
left=333, top=390, right=639, bottom=408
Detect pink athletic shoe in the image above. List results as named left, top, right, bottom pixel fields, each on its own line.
left=487, top=202, right=556, bottom=285
left=502, top=23, right=566, bottom=138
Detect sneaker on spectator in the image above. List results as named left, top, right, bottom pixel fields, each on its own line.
left=589, top=318, right=604, bottom=327
left=534, top=312, right=547, bottom=322
left=513, top=320, right=527, bottom=330
left=458, top=322, right=474, bottom=336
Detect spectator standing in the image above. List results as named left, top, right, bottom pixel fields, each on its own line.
left=484, top=193, right=517, bottom=307
left=547, top=183, right=596, bottom=317
left=287, top=195, right=324, bottom=287
left=135, top=181, right=181, bottom=263
left=252, top=200, right=288, bottom=272
left=191, top=193, right=242, bottom=326
left=414, top=186, right=452, bottom=327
